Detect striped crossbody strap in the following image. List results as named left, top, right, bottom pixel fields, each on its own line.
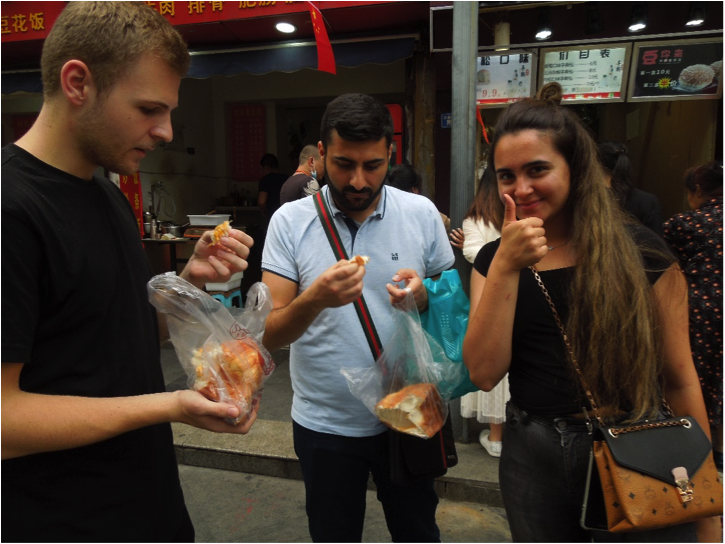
left=313, top=191, right=383, bottom=361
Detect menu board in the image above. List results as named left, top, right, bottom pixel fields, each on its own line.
left=628, top=38, right=723, bottom=101
left=476, top=51, right=537, bottom=108
left=539, top=44, right=630, bottom=103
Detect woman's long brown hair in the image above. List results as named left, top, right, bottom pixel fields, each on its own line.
left=489, top=82, right=667, bottom=422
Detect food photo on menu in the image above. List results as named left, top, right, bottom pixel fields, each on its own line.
left=632, top=40, right=722, bottom=98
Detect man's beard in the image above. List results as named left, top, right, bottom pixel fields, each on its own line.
left=327, top=164, right=387, bottom=213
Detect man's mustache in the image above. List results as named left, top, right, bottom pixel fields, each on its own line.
left=342, top=187, right=372, bottom=195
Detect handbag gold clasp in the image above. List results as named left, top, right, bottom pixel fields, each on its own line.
left=672, top=466, right=694, bottom=503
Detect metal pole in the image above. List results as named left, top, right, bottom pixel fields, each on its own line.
left=449, top=0, right=478, bottom=443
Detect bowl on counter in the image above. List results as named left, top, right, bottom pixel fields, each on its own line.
left=188, top=214, right=230, bottom=227
left=159, top=221, right=186, bottom=238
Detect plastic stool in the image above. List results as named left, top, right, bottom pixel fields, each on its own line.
left=208, top=288, right=242, bottom=309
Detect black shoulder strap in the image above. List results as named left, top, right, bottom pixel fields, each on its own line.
left=313, top=191, right=383, bottom=361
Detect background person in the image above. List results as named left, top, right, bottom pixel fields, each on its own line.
left=597, top=140, right=664, bottom=236
left=279, top=144, right=324, bottom=205
left=449, top=167, right=508, bottom=458
left=261, top=93, right=454, bottom=542
left=257, top=153, right=288, bottom=219
left=663, top=160, right=723, bottom=474
left=462, top=82, right=716, bottom=542
left=387, top=163, right=451, bottom=231
left=1, top=4, right=257, bottom=541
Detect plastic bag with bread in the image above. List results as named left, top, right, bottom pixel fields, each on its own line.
left=148, top=273, right=274, bottom=425
left=340, top=289, right=451, bottom=439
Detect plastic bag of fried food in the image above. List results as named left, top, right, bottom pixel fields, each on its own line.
left=148, top=273, right=274, bottom=425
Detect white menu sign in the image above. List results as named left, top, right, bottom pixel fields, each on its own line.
left=540, top=45, right=630, bottom=103
left=476, top=51, right=537, bottom=107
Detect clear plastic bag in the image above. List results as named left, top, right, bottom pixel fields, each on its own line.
left=148, top=272, right=274, bottom=425
left=341, top=290, right=463, bottom=439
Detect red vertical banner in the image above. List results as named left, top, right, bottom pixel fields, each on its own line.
left=307, top=2, right=336, bottom=75
left=119, top=172, right=144, bottom=238
left=229, top=104, right=266, bottom=182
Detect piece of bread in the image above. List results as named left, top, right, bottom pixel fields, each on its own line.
left=192, top=339, right=265, bottom=425
left=350, top=255, right=370, bottom=266
left=375, top=383, right=444, bottom=438
left=210, top=221, right=231, bottom=246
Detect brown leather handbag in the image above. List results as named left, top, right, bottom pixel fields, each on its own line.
left=530, top=266, right=723, bottom=533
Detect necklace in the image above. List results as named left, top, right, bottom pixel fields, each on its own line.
left=547, top=240, right=570, bottom=251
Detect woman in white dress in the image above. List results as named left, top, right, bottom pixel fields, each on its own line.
left=450, top=167, right=508, bottom=457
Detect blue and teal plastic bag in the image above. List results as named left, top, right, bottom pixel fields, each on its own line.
left=420, top=269, right=479, bottom=399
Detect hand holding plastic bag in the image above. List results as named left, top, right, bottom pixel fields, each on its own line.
left=341, top=290, right=464, bottom=439
left=148, top=273, right=274, bottom=426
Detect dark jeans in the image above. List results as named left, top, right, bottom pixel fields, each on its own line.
left=500, top=401, right=696, bottom=543
left=293, top=420, right=440, bottom=543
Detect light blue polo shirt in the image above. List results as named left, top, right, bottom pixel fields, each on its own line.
left=262, top=185, right=455, bottom=437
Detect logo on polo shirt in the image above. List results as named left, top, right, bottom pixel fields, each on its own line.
left=392, top=253, right=399, bottom=261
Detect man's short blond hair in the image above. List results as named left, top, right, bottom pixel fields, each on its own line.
left=41, top=2, right=189, bottom=99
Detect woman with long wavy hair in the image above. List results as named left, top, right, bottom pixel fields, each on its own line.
left=462, top=82, right=717, bottom=542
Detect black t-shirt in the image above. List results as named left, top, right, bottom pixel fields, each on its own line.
left=258, top=172, right=288, bottom=217
left=279, top=172, right=319, bottom=205
left=1, top=144, right=188, bottom=541
left=473, top=223, right=674, bottom=417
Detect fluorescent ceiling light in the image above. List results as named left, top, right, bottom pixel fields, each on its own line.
left=276, top=22, right=296, bottom=33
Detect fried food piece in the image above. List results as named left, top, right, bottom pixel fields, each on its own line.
left=192, top=339, right=265, bottom=425
left=375, top=383, right=444, bottom=438
left=210, top=221, right=231, bottom=246
left=350, top=255, right=370, bottom=267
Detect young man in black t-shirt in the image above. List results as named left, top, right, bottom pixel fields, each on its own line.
left=1, top=3, right=258, bottom=541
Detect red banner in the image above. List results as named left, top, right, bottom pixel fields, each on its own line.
left=119, top=172, right=145, bottom=238
left=1, top=1, right=64, bottom=43
left=2, top=1, right=395, bottom=42
left=308, top=1, right=336, bottom=74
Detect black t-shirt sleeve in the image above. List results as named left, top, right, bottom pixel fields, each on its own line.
left=473, top=238, right=501, bottom=277
left=626, top=222, right=677, bottom=285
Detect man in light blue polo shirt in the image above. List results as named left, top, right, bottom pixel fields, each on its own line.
left=262, top=93, right=454, bottom=542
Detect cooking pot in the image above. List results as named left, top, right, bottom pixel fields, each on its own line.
left=160, top=221, right=185, bottom=238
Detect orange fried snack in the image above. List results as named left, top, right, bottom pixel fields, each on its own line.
left=350, top=255, right=370, bottom=266
left=192, top=339, right=265, bottom=425
left=375, top=383, right=444, bottom=438
left=209, top=221, right=231, bottom=246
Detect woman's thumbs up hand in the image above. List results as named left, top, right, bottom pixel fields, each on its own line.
left=497, top=194, right=548, bottom=271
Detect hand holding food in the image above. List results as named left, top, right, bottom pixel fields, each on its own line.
left=192, top=339, right=267, bottom=425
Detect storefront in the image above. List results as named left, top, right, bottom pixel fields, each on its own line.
left=430, top=1, right=723, bottom=220
left=2, top=0, right=434, bottom=281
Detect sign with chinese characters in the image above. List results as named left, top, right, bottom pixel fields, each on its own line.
left=539, top=44, right=631, bottom=103
left=628, top=38, right=722, bottom=101
left=118, top=172, right=145, bottom=238
left=229, top=104, right=266, bottom=183
left=476, top=51, right=537, bottom=107
left=1, top=1, right=65, bottom=43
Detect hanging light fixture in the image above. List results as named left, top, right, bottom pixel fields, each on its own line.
left=628, top=3, right=647, bottom=32
left=494, top=21, right=510, bottom=51
left=535, top=9, right=552, bottom=40
left=585, top=3, right=604, bottom=35
left=685, top=2, right=706, bottom=26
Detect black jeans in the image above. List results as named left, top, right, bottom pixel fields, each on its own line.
left=500, top=401, right=696, bottom=543
left=293, top=420, right=440, bottom=543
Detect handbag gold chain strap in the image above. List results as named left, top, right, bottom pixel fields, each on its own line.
left=528, top=266, right=687, bottom=436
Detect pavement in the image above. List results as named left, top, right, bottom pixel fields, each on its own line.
left=161, top=343, right=725, bottom=542
left=162, top=343, right=511, bottom=542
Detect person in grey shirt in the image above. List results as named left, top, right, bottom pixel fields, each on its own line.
left=279, top=144, right=325, bottom=204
